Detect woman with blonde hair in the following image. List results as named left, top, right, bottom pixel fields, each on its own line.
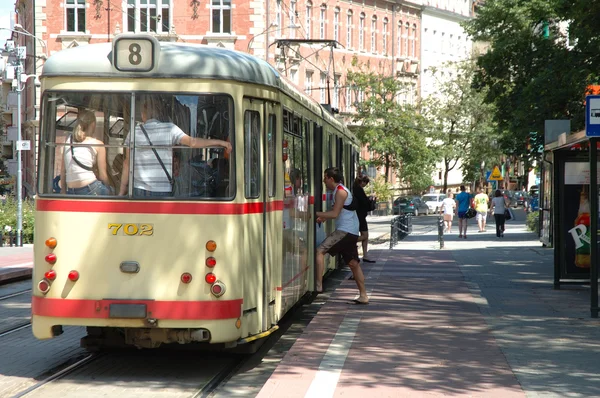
left=60, top=110, right=111, bottom=195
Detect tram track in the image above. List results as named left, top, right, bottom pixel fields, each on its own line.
left=10, top=354, right=99, bottom=398
left=0, top=289, right=31, bottom=301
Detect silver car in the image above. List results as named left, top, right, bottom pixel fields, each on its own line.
left=421, top=193, right=447, bottom=213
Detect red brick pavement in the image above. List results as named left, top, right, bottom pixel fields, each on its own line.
left=0, top=246, right=33, bottom=283
left=257, top=249, right=525, bottom=398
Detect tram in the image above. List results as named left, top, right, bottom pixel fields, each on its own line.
left=33, top=34, right=359, bottom=349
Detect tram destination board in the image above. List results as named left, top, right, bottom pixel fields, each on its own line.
left=586, top=95, right=600, bottom=137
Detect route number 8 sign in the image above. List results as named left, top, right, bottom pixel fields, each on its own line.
left=113, top=35, right=160, bottom=72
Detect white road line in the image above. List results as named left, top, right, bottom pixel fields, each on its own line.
left=304, top=257, right=385, bottom=398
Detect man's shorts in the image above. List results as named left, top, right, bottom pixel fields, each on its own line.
left=458, top=211, right=468, bottom=219
left=318, top=230, right=359, bottom=264
left=476, top=211, right=487, bottom=222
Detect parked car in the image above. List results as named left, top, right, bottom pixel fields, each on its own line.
left=513, top=191, right=530, bottom=208
left=393, top=196, right=430, bottom=216
left=421, top=193, right=447, bottom=213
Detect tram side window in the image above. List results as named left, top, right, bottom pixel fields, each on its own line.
left=39, top=92, right=130, bottom=196
left=124, top=94, right=234, bottom=199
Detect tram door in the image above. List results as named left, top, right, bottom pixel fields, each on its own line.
left=242, top=98, right=272, bottom=334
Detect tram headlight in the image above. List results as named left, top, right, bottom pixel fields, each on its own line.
left=45, top=253, right=57, bottom=265
left=38, top=279, right=51, bottom=294
left=210, top=281, right=226, bottom=298
left=45, top=237, right=57, bottom=249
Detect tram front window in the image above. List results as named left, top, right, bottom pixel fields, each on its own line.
left=38, top=92, right=234, bottom=200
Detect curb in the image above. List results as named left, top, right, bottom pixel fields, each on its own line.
left=0, top=268, right=32, bottom=284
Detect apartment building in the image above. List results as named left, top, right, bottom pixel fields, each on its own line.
left=1, top=0, right=473, bottom=195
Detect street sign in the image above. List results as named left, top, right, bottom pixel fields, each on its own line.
left=15, top=140, right=30, bottom=151
left=485, top=171, right=492, bottom=181
left=586, top=95, right=600, bottom=137
left=489, top=166, right=503, bottom=181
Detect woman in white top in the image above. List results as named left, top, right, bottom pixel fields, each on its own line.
left=60, top=110, right=111, bottom=195
left=489, top=189, right=509, bottom=237
left=440, top=191, right=456, bottom=233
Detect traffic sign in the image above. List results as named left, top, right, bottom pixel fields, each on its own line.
left=489, top=166, right=503, bottom=181
left=15, top=140, right=30, bottom=151
left=485, top=171, right=492, bottom=181
left=586, top=95, right=600, bottom=137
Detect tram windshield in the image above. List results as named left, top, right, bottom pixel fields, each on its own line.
left=38, top=92, right=234, bottom=199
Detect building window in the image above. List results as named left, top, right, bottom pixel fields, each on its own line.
left=411, top=24, right=417, bottom=57
left=306, top=2, right=312, bottom=39
left=333, top=74, right=340, bottom=108
left=290, top=0, right=296, bottom=38
left=66, top=0, right=86, bottom=32
left=320, top=73, right=326, bottom=103
left=211, top=0, right=231, bottom=34
left=359, top=13, right=365, bottom=51
left=320, top=5, right=326, bottom=39
left=397, top=21, right=402, bottom=57
left=383, top=18, right=388, bottom=55
left=333, top=7, right=339, bottom=42
left=127, top=0, right=171, bottom=33
left=371, top=16, right=377, bottom=53
left=404, top=22, right=409, bottom=56
left=275, top=1, right=282, bottom=37
left=347, top=11, right=353, bottom=48
left=305, top=71, right=313, bottom=95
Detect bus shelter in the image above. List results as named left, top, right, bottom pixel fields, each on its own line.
left=544, top=130, right=599, bottom=317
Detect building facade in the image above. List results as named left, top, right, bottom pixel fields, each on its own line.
left=1, top=0, right=474, bottom=196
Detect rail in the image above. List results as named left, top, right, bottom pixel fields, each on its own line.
left=389, top=214, right=412, bottom=248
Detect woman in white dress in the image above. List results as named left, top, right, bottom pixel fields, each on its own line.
left=440, top=192, right=456, bottom=233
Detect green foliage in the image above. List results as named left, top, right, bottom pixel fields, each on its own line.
left=526, top=210, right=540, bottom=234
left=421, top=59, right=500, bottom=192
left=0, top=197, right=35, bottom=243
left=371, top=175, right=393, bottom=202
left=347, top=68, right=435, bottom=189
left=463, top=0, right=598, bottom=161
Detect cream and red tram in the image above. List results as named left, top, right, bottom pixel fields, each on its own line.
left=33, top=35, right=359, bottom=349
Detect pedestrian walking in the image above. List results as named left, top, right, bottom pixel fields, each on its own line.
left=473, top=187, right=490, bottom=232
left=315, top=167, right=368, bottom=304
left=455, top=185, right=472, bottom=239
left=490, top=189, right=509, bottom=238
left=440, top=191, right=456, bottom=233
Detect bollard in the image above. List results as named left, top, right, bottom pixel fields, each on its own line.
left=438, top=215, right=444, bottom=249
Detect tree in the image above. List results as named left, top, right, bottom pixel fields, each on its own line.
left=422, top=59, right=499, bottom=193
left=347, top=67, right=435, bottom=192
left=464, top=0, right=597, bottom=161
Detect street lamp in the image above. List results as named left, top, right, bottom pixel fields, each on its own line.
left=2, top=25, right=45, bottom=246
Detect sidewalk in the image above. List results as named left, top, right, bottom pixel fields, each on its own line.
left=0, top=245, right=33, bottom=283
left=253, top=219, right=600, bottom=397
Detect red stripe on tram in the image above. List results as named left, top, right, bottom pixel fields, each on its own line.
left=32, top=296, right=243, bottom=320
left=36, top=200, right=284, bottom=215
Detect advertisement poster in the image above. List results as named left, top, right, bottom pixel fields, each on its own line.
left=563, top=162, right=598, bottom=276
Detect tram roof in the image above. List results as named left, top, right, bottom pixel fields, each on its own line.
left=41, top=42, right=280, bottom=87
